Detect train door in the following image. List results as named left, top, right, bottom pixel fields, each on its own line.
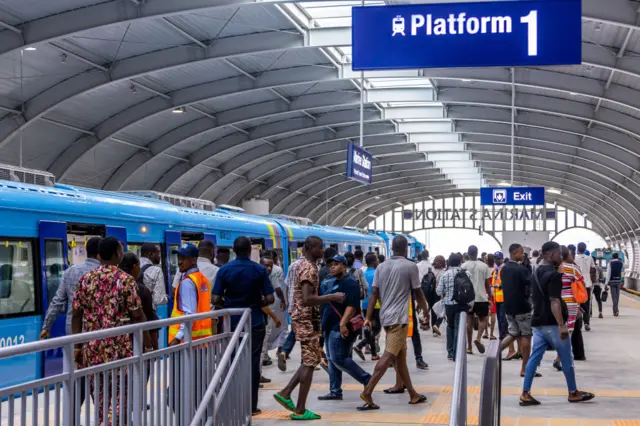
left=40, top=222, right=127, bottom=377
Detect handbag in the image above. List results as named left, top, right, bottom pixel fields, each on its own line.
left=432, top=300, right=446, bottom=318
left=330, top=303, right=364, bottom=334
left=602, top=288, right=609, bottom=302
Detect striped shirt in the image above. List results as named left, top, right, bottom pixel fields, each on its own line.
left=286, top=258, right=305, bottom=314
left=561, top=262, right=582, bottom=331
left=436, top=267, right=471, bottom=305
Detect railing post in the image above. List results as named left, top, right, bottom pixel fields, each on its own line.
left=450, top=311, right=467, bottom=426
left=132, top=328, right=143, bottom=426
left=62, top=343, right=75, bottom=426
left=184, top=320, right=193, bottom=425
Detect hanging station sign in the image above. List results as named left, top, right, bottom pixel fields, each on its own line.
left=346, top=143, right=373, bottom=184
left=480, top=187, right=545, bottom=206
left=403, top=207, right=554, bottom=222
left=352, top=0, right=582, bottom=70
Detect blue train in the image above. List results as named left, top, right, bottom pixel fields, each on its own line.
left=0, top=179, right=385, bottom=389
left=373, top=231, right=424, bottom=260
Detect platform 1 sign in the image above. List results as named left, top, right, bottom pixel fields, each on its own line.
left=346, top=143, right=373, bottom=185
left=480, top=187, right=545, bottom=206
left=352, top=0, right=581, bottom=70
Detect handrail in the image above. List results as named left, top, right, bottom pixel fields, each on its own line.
left=479, top=340, right=502, bottom=426
left=190, top=309, right=251, bottom=426
left=0, top=308, right=247, bottom=360
left=450, top=311, right=468, bottom=426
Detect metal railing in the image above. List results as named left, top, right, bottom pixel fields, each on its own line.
left=449, top=311, right=468, bottom=426
left=0, top=308, right=251, bottom=426
left=479, top=340, right=502, bottom=426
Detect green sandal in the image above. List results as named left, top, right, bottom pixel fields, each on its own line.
left=290, top=410, right=322, bottom=420
left=273, top=393, right=296, bottom=412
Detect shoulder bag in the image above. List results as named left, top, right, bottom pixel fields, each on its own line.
left=329, top=303, right=364, bottom=335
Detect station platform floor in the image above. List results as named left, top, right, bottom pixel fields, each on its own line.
left=254, top=291, right=640, bottom=426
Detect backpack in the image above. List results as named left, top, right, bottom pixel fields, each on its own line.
left=420, top=269, right=436, bottom=297
left=571, top=280, right=589, bottom=304
left=452, top=269, right=475, bottom=305
left=347, top=267, right=366, bottom=300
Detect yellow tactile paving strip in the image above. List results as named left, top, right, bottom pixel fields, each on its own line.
left=256, top=387, right=640, bottom=425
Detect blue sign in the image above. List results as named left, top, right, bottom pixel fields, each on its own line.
left=480, top=187, right=545, bottom=206
left=346, top=143, right=373, bottom=184
left=352, top=0, right=581, bottom=70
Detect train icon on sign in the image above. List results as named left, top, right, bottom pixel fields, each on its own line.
left=493, top=189, right=507, bottom=204
left=392, top=16, right=405, bottom=36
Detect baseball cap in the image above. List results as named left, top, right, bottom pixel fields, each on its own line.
left=330, top=254, right=348, bottom=265
left=584, top=250, right=590, bottom=256
left=493, top=251, right=504, bottom=259
left=173, top=242, right=199, bottom=257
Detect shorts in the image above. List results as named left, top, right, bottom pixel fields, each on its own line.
left=292, top=322, right=322, bottom=367
left=470, top=302, right=490, bottom=318
left=383, top=324, right=408, bottom=357
left=506, top=313, right=533, bottom=338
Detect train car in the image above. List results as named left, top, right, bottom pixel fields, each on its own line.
left=591, top=247, right=625, bottom=269
left=0, top=180, right=288, bottom=388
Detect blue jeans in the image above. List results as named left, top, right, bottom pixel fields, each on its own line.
left=326, top=331, right=371, bottom=396
left=523, top=326, right=576, bottom=393
left=282, top=329, right=296, bottom=355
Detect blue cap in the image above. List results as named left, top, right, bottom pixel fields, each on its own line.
left=493, top=251, right=504, bottom=259
left=173, top=242, right=199, bottom=258
left=584, top=250, right=590, bottom=256
left=330, top=254, right=348, bottom=265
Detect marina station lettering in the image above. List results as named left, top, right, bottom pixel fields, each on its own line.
left=404, top=207, right=551, bottom=221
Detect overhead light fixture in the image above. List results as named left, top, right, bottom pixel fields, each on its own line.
left=172, top=107, right=186, bottom=114
left=595, top=23, right=602, bottom=32
left=547, top=188, right=562, bottom=195
left=374, top=196, right=381, bottom=200
left=569, top=92, right=578, bottom=96
left=497, top=181, right=512, bottom=187
left=24, top=47, right=36, bottom=51
left=461, top=79, right=472, bottom=82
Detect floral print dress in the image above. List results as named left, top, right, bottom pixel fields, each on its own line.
left=72, top=265, right=142, bottom=426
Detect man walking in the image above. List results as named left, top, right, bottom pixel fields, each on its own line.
left=605, top=252, right=624, bottom=317
left=212, top=237, right=275, bottom=416
left=573, top=243, right=596, bottom=330
left=318, top=255, right=371, bottom=401
left=274, top=237, right=344, bottom=420
left=354, top=252, right=382, bottom=360
left=499, top=244, right=537, bottom=378
left=462, top=245, right=492, bottom=354
left=358, top=236, right=429, bottom=410
left=437, top=253, right=470, bottom=361
left=520, top=241, right=594, bottom=406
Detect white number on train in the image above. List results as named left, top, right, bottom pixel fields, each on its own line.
left=0, top=335, right=26, bottom=347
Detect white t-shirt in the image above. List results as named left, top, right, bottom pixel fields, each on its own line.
left=574, top=253, right=595, bottom=288
left=461, top=259, right=493, bottom=302
left=417, top=260, right=432, bottom=282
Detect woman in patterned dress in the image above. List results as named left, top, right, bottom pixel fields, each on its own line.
left=553, top=245, right=582, bottom=370
left=72, top=237, right=153, bottom=426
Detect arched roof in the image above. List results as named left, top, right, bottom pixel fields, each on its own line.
left=1, top=0, right=639, bottom=244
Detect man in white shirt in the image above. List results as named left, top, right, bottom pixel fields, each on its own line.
left=574, top=242, right=596, bottom=331
left=139, top=243, right=168, bottom=309
left=417, top=250, right=431, bottom=281
left=461, top=245, right=493, bottom=354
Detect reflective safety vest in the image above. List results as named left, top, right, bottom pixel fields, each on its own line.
left=168, top=271, right=213, bottom=342
left=408, top=299, right=414, bottom=338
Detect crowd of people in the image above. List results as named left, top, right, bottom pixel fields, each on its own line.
left=39, top=232, right=625, bottom=423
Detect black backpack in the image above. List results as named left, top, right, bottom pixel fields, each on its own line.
left=421, top=269, right=436, bottom=297
left=452, top=269, right=475, bottom=305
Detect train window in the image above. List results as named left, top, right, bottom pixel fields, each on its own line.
left=0, top=240, right=36, bottom=317
left=168, top=244, right=179, bottom=288
left=44, top=240, right=64, bottom=306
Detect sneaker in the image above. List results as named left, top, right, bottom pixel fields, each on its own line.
left=278, top=352, right=287, bottom=372
left=260, top=376, right=271, bottom=384
left=416, top=359, right=429, bottom=370
left=318, top=393, right=343, bottom=401
left=432, top=325, right=441, bottom=337
left=599, top=312, right=603, bottom=319
left=585, top=324, right=591, bottom=332
left=353, top=346, right=366, bottom=361
left=262, top=359, right=273, bottom=367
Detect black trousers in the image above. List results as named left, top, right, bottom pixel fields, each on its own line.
left=251, top=324, right=266, bottom=412
left=356, top=309, right=381, bottom=357
left=426, top=292, right=443, bottom=328
left=571, top=317, right=585, bottom=360
left=580, top=288, right=592, bottom=325
left=411, top=300, right=423, bottom=360
left=592, top=285, right=603, bottom=313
